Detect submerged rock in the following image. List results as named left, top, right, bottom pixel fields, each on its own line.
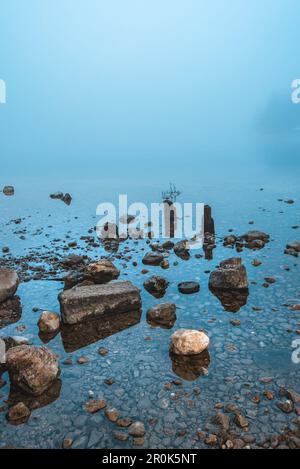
left=49, top=192, right=63, bottom=200
left=128, top=421, right=146, bottom=437
left=242, top=230, right=270, bottom=243
left=146, top=303, right=176, bottom=329
left=0, top=269, right=19, bottom=303
left=170, top=329, right=210, bottom=355
left=83, top=259, right=120, bottom=284
left=143, top=276, right=169, bottom=298
left=209, top=258, right=248, bottom=290
left=6, top=345, right=60, bottom=396
left=59, top=280, right=141, bottom=325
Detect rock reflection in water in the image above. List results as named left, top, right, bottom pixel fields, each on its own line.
left=0, top=297, right=22, bottom=329
left=8, top=378, right=62, bottom=411
left=209, top=287, right=249, bottom=313
left=169, top=350, right=210, bottom=381
left=61, top=309, right=141, bottom=353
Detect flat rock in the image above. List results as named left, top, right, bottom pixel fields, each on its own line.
left=0, top=269, right=19, bottom=303
left=178, top=282, right=200, bottom=294
left=59, top=281, right=141, bottom=325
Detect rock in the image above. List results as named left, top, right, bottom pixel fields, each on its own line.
left=117, top=418, right=132, bottom=427
left=98, top=347, right=108, bottom=356
left=286, top=241, right=300, bottom=252
left=264, top=277, right=276, bottom=284
left=84, top=260, right=120, bottom=284
left=143, top=276, right=169, bottom=298
left=59, top=280, right=141, bottom=325
left=252, top=259, right=262, bottom=267
left=162, top=240, right=174, bottom=250
left=277, top=400, right=294, bottom=414
left=234, top=412, right=249, bottom=430
left=3, top=186, right=15, bottom=196
left=146, top=303, right=176, bottom=329
left=160, top=259, right=169, bottom=269
left=242, top=231, right=270, bottom=243
left=6, top=345, right=60, bottom=396
left=209, top=258, right=248, bottom=290
left=128, top=421, right=146, bottom=437
left=133, top=437, right=145, bottom=446
left=62, top=438, right=73, bottom=449
left=6, top=402, right=30, bottom=425
left=224, top=235, right=237, bottom=246
left=50, top=192, right=63, bottom=200
left=38, top=311, right=60, bottom=334
left=178, top=282, right=200, bottom=294
left=214, top=412, right=230, bottom=431
left=105, top=407, right=120, bottom=422
left=85, top=399, right=106, bottom=413
left=285, top=241, right=300, bottom=257
left=174, top=240, right=190, bottom=260
left=0, top=269, right=19, bottom=303
left=170, top=329, right=209, bottom=355
left=284, top=389, right=300, bottom=404
left=77, top=356, right=89, bottom=364
left=114, top=431, right=128, bottom=441
left=205, top=434, right=218, bottom=446
left=142, top=252, right=164, bottom=266
left=62, top=193, right=72, bottom=205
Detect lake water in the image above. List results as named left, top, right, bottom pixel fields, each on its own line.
left=0, top=171, right=299, bottom=449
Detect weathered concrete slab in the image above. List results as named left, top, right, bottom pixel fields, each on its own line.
left=59, top=281, right=141, bottom=325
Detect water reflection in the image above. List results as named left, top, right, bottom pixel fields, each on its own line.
left=0, top=297, right=22, bottom=329
left=61, top=309, right=141, bottom=352
left=8, top=378, right=62, bottom=411
left=169, top=350, right=210, bottom=381
left=209, top=287, right=249, bottom=312
left=203, top=205, right=215, bottom=260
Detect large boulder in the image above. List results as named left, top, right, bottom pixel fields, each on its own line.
left=209, top=258, right=248, bottom=290
left=170, top=329, right=210, bottom=356
left=59, top=280, right=141, bottom=325
left=83, top=259, right=120, bottom=284
left=143, top=276, right=169, bottom=298
left=0, top=269, right=19, bottom=303
left=146, top=303, right=176, bottom=329
left=6, top=345, right=60, bottom=396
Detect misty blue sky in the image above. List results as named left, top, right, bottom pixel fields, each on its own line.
left=0, top=0, right=299, bottom=182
